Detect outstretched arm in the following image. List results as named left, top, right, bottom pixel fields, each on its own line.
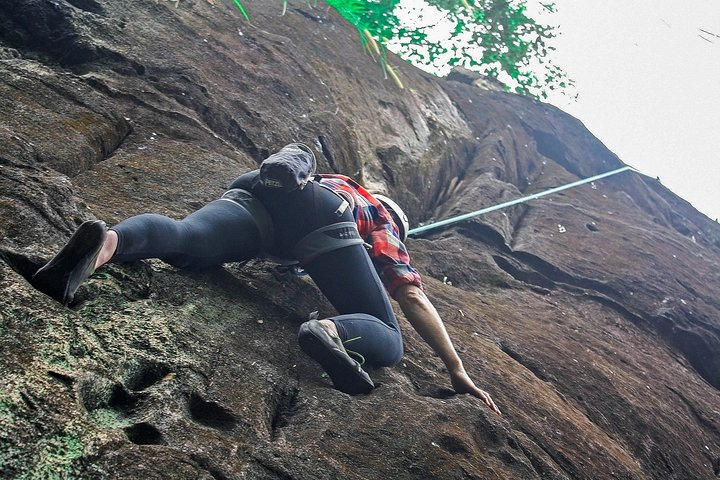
left=394, top=284, right=501, bottom=415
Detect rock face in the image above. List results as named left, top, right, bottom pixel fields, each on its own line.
left=1, top=1, right=719, bottom=479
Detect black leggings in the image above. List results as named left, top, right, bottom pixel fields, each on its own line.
left=112, top=199, right=263, bottom=268
left=111, top=185, right=403, bottom=367
left=304, top=244, right=402, bottom=366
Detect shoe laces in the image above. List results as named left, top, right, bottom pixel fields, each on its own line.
left=318, top=335, right=366, bottom=380
left=307, top=311, right=366, bottom=368
left=343, top=336, right=366, bottom=367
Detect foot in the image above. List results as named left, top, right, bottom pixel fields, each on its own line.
left=32, top=220, right=107, bottom=306
left=95, top=229, right=118, bottom=269
left=298, top=319, right=374, bottom=395
left=318, top=318, right=339, bottom=337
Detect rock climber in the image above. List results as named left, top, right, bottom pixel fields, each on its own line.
left=32, top=143, right=500, bottom=414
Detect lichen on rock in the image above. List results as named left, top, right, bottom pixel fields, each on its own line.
left=1, top=1, right=719, bottom=479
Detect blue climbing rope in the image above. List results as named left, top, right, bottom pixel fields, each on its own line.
left=408, top=166, right=637, bottom=236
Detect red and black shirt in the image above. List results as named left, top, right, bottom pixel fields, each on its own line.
left=317, top=174, right=422, bottom=298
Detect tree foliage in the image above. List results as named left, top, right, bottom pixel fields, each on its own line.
left=231, top=0, right=570, bottom=98
left=324, top=0, right=570, bottom=98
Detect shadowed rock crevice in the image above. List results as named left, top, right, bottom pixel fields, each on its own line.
left=227, top=118, right=262, bottom=160
left=511, top=251, right=621, bottom=298
left=525, top=126, right=576, bottom=178
left=675, top=277, right=701, bottom=299
left=0, top=250, right=44, bottom=284
left=188, top=393, right=238, bottom=431
left=495, top=245, right=720, bottom=389
left=77, top=373, right=142, bottom=416
left=666, top=385, right=720, bottom=437
left=107, top=383, right=139, bottom=412
left=519, top=431, right=577, bottom=480
left=587, top=293, right=646, bottom=328
left=79, top=74, right=239, bottom=153
left=124, top=422, right=165, bottom=445
left=47, top=370, right=75, bottom=389
left=268, top=385, right=299, bottom=440
left=0, top=70, right=133, bottom=176
left=406, top=142, right=478, bottom=224
left=0, top=0, right=96, bottom=67
left=510, top=203, right=533, bottom=237
left=652, top=315, right=720, bottom=390
left=376, top=145, right=405, bottom=188
left=457, top=223, right=511, bottom=252
left=18, top=391, right=38, bottom=410
left=65, top=0, right=105, bottom=15
left=498, top=434, right=562, bottom=480
left=0, top=3, right=134, bottom=76
left=316, top=135, right=338, bottom=173
left=123, top=361, right=172, bottom=392
left=492, top=255, right=556, bottom=290
left=394, top=358, right=456, bottom=399
left=499, top=342, right=554, bottom=383
left=423, top=142, right=482, bottom=216
left=435, top=434, right=471, bottom=455
left=515, top=443, right=563, bottom=480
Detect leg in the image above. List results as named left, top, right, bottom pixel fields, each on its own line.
left=260, top=181, right=401, bottom=391
left=33, top=198, right=264, bottom=305
left=111, top=199, right=263, bottom=268
left=303, top=244, right=403, bottom=367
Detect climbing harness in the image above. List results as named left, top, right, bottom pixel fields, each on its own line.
left=408, top=166, right=636, bottom=236
left=220, top=188, right=275, bottom=249
left=293, top=222, right=364, bottom=264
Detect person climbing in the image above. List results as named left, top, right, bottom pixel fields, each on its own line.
left=32, top=143, right=500, bottom=414
left=313, top=173, right=500, bottom=414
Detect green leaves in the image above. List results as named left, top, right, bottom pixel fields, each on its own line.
left=326, top=0, right=571, bottom=98
left=223, top=1, right=571, bottom=98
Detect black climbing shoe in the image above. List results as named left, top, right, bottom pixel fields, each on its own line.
left=298, top=319, right=374, bottom=395
left=32, top=220, right=107, bottom=306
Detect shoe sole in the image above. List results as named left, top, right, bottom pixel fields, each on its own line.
left=32, top=220, right=107, bottom=305
left=298, top=320, right=374, bottom=395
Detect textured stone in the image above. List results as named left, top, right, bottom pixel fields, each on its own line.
left=1, top=1, right=719, bottom=479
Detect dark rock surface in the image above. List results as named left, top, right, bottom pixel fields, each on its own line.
left=1, top=1, right=719, bottom=479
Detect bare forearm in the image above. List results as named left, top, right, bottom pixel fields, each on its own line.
left=394, top=284, right=463, bottom=372
left=394, top=284, right=502, bottom=414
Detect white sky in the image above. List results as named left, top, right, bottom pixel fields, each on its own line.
left=391, top=0, right=720, bottom=221
left=533, top=0, right=720, bottom=221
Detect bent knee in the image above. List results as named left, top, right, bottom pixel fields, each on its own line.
left=376, top=331, right=403, bottom=367
left=386, top=342, right=404, bottom=366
